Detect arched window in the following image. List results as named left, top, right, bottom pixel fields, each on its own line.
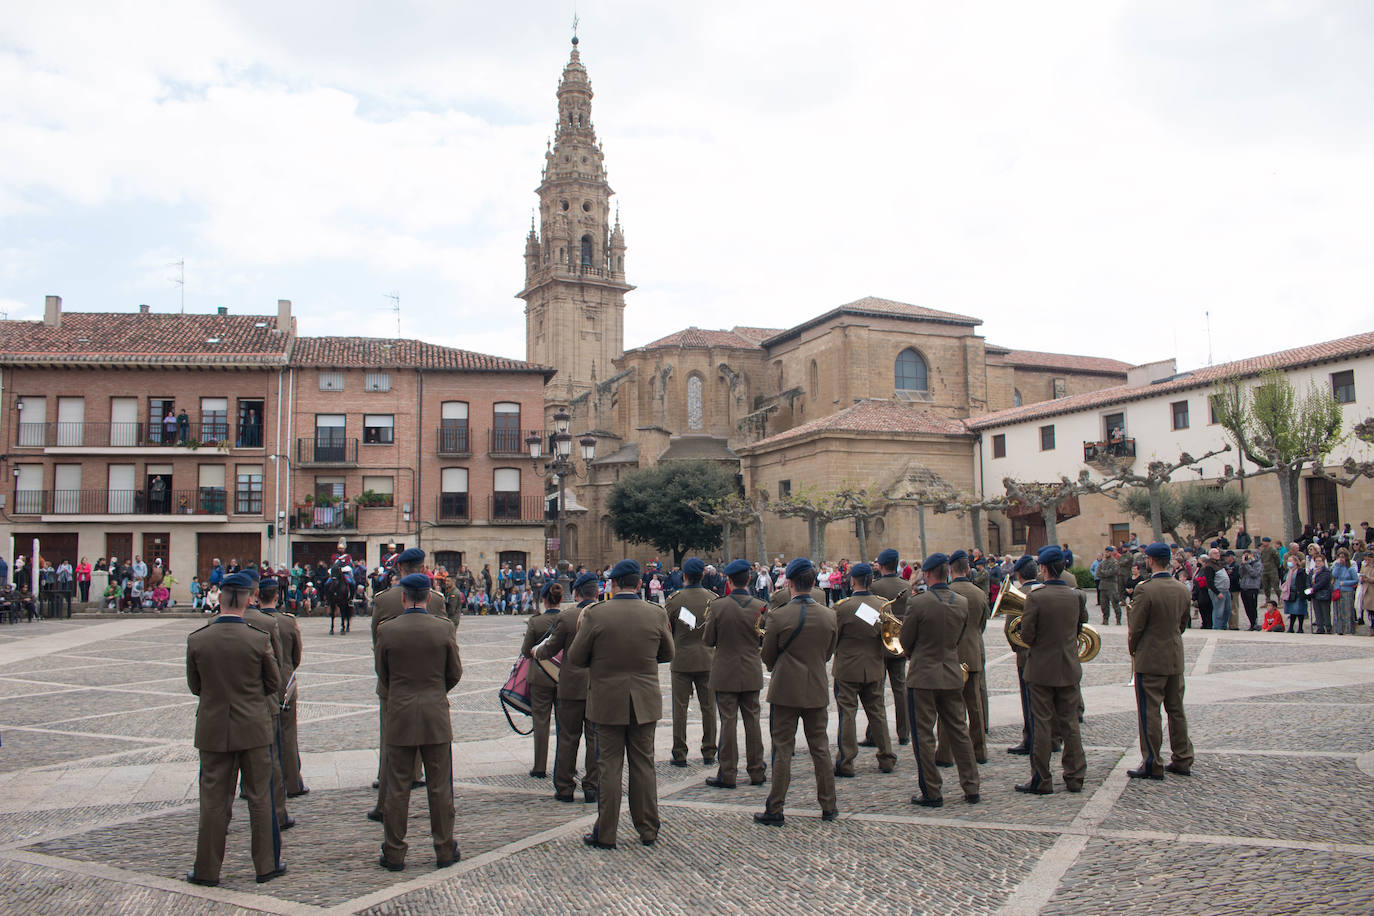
left=687, top=375, right=704, bottom=430
left=809, top=360, right=819, bottom=398
left=894, top=348, right=928, bottom=392
left=580, top=235, right=593, bottom=267
left=1013, top=388, right=1023, bottom=407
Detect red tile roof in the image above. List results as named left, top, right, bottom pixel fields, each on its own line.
left=990, top=348, right=1131, bottom=376
left=731, top=325, right=784, bottom=343
left=0, top=312, right=291, bottom=365
left=291, top=337, right=553, bottom=375
left=740, top=399, right=971, bottom=451
left=637, top=327, right=767, bottom=350
left=762, top=296, right=981, bottom=346
left=968, top=330, right=1374, bottom=430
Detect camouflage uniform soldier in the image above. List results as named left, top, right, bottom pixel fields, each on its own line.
left=1097, top=547, right=1122, bottom=625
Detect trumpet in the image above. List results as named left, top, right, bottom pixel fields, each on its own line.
left=991, top=581, right=1101, bottom=663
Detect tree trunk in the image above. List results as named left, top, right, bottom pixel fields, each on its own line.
left=754, top=517, right=767, bottom=566
left=721, top=520, right=733, bottom=561
left=672, top=545, right=686, bottom=565
left=969, top=506, right=984, bottom=553
left=1277, top=464, right=1302, bottom=543
left=856, top=517, right=869, bottom=562
left=1041, top=504, right=1059, bottom=550
left=806, top=517, right=820, bottom=560
left=815, top=518, right=829, bottom=563
left=917, top=505, right=928, bottom=557
left=1148, top=482, right=1164, bottom=542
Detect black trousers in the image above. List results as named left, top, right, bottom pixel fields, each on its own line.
left=1240, top=589, right=1259, bottom=627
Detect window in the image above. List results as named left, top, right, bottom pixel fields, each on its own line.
left=1207, top=395, right=1222, bottom=425
left=1052, top=378, right=1066, bottom=399
left=363, top=414, right=394, bottom=445
left=433, top=550, right=462, bottom=573
left=143, top=533, right=170, bottom=570
left=237, top=399, right=264, bottom=447
left=1171, top=400, right=1190, bottom=430
left=1012, top=389, right=1022, bottom=407
left=493, top=402, right=521, bottom=452
left=147, top=398, right=172, bottom=445
left=440, top=401, right=469, bottom=453
left=1010, top=517, right=1029, bottom=545
left=440, top=467, right=469, bottom=519
left=314, top=476, right=344, bottom=501
left=992, top=434, right=1006, bottom=459
left=686, top=375, right=704, bottom=430
left=319, top=371, right=344, bottom=391
left=56, top=396, right=84, bottom=446
left=235, top=465, right=263, bottom=514
left=200, top=397, right=228, bottom=444
left=364, top=371, right=391, bottom=392
left=809, top=360, right=819, bottom=398
left=1332, top=370, right=1356, bottom=404
left=17, top=396, right=46, bottom=446
left=894, top=349, right=929, bottom=393
left=361, top=475, right=394, bottom=507
left=14, top=464, right=42, bottom=513
left=314, top=413, right=346, bottom=461
left=1039, top=425, right=1056, bottom=451
left=198, top=464, right=226, bottom=514
left=778, top=479, right=791, bottom=499
left=1103, top=412, right=1125, bottom=440
left=1110, top=523, right=1130, bottom=547
left=580, top=235, right=593, bottom=267
left=53, top=464, right=81, bottom=513
left=493, top=467, right=521, bottom=519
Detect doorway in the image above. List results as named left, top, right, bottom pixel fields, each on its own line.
left=1305, top=476, right=1339, bottom=529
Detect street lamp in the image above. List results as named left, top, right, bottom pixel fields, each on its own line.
left=527, top=406, right=595, bottom=574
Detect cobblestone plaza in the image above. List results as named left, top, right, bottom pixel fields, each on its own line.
left=0, top=614, right=1370, bottom=915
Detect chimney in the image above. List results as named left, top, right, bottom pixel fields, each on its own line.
left=43, top=295, right=61, bottom=329
left=138, top=303, right=150, bottom=314
left=277, top=299, right=291, bottom=329
left=217, top=306, right=228, bottom=316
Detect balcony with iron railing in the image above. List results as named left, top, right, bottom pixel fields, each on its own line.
left=489, top=428, right=542, bottom=456
left=1083, top=437, right=1137, bottom=464
left=436, top=492, right=471, bottom=524
left=291, top=505, right=358, bottom=532
left=296, top=437, right=359, bottom=465
left=436, top=426, right=471, bottom=456
left=487, top=494, right=544, bottom=525
left=15, top=418, right=260, bottom=450
left=12, top=488, right=230, bottom=517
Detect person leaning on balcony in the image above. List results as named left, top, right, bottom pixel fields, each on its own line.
left=164, top=408, right=178, bottom=444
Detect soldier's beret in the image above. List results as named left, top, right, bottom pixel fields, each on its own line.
left=784, top=557, right=813, bottom=579
left=1104, top=545, right=1116, bottom=553
left=243, top=567, right=260, bottom=582
left=398, top=547, right=425, bottom=564
left=682, top=558, right=706, bottom=576
left=1013, top=555, right=1037, bottom=576
left=399, top=572, right=432, bottom=591
left=222, top=571, right=255, bottom=589
left=848, top=562, right=873, bottom=579
left=1144, top=542, right=1172, bottom=560
left=572, top=571, right=599, bottom=591
left=1037, top=545, right=1064, bottom=565
left=540, top=580, right=556, bottom=599
left=722, top=559, right=750, bottom=576
left=948, top=549, right=968, bottom=564
left=876, top=548, right=900, bottom=566
left=609, top=558, right=641, bottom=579
left=921, top=553, right=949, bottom=572
left=1261, top=537, right=1271, bottom=543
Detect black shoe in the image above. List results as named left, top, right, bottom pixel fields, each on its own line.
left=257, top=865, right=288, bottom=883
left=1007, top=744, right=1030, bottom=755
left=411, top=780, right=426, bottom=789
left=640, top=835, right=657, bottom=846
left=377, top=856, right=404, bottom=873
left=1015, top=782, right=1053, bottom=795
left=911, top=794, right=943, bottom=808
left=1164, top=763, right=1192, bottom=776
left=436, top=842, right=460, bottom=868
left=366, top=808, right=383, bottom=822
left=750, top=776, right=767, bottom=786
left=528, top=769, right=546, bottom=778
left=835, top=770, right=856, bottom=778
left=936, top=760, right=953, bottom=769
left=279, top=816, right=296, bottom=831
left=1066, top=784, right=1083, bottom=793
left=554, top=792, right=575, bottom=802
left=821, top=809, right=839, bottom=821
left=582, top=833, right=615, bottom=849
left=668, top=759, right=688, bottom=768
left=287, top=786, right=310, bottom=798
left=964, top=793, right=980, bottom=804
left=583, top=790, right=597, bottom=803
left=705, top=776, right=736, bottom=789
left=753, top=811, right=785, bottom=827
left=857, top=738, right=877, bottom=748
left=898, top=738, right=910, bottom=746
left=371, top=780, right=380, bottom=790
left=186, top=870, right=218, bottom=887
left=702, top=757, right=716, bottom=766
left=976, top=757, right=989, bottom=765
left=1127, top=766, right=1164, bottom=780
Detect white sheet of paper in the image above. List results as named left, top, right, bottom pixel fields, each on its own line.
left=855, top=605, right=880, bottom=626
left=678, top=608, right=697, bottom=629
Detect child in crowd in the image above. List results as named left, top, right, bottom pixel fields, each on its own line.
left=203, top=584, right=220, bottom=614
left=150, top=583, right=170, bottom=610
left=1261, top=600, right=1285, bottom=632
left=189, top=576, right=203, bottom=610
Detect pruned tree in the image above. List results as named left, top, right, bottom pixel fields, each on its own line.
left=1003, top=471, right=1116, bottom=548
left=1101, top=446, right=1231, bottom=541
left=687, top=492, right=767, bottom=564
left=769, top=486, right=848, bottom=561
left=1179, top=485, right=1250, bottom=540
left=1121, top=486, right=1184, bottom=542
left=1311, top=416, right=1374, bottom=489
left=830, top=484, right=889, bottom=562
left=607, top=460, right=735, bottom=564
left=1213, top=370, right=1344, bottom=542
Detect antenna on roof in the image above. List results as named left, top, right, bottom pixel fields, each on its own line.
left=169, top=259, right=185, bottom=313
left=383, top=292, right=400, bottom=337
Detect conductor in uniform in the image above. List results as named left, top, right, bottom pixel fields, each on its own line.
left=1016, top=546, right=1088, bottom=795
left=938, top=550, right=990, bottom=767
left=703, top=559, right=767, bottom=789
left=754, top=558, right=838, bottom=827
left=536, top=571, right=601, bottom=803
left=830, top=562, right=895, bottom=777
left=186, top=571, right=285, bottom=887
left=867, top=548, right=911, bottom=747
left=902, top=553, right=980, bottom=807
left=375, top=573, right=462, bottom=871
left=568, top=559, right=674, bottom=849
left=665, top=557, right=717, bottom=767
left=1127, top=542, right=1195, bottom=779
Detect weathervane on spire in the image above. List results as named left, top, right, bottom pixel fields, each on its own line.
left=571, top=12, right=580, bottom=46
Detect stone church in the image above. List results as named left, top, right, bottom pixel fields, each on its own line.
left=522, top=40, right=1129, bottom=566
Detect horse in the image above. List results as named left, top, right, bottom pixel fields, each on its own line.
left=325, top=566, right=354, bottom=634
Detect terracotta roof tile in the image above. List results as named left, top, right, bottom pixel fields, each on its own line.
left=0, top=312, right=290, bottom=365
left=731, top=325, right=784, bottom=343
left=762, top=296, right=981, bottom=346
left=990, top=348, right=1131, bottom=375
left=968, top=330, right=1374, bottom=430
left=741, top=399, right=971, bottom=451
left=291, top=337, right=553, bottom=374
left=637, top=327, right=766, bottom=350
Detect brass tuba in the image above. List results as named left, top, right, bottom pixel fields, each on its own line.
left=991, top=581, right=1101, bottom=663
left=876, top=598, right=905, bottom=656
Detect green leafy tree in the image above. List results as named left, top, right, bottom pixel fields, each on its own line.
left=1121, top=485, right=1184, bottom=542
left=1179, top=485, right=1249, bottom=540
left=607, top=460, right=736, bottom=565
left=1103, top=446, right=1230, bottom=542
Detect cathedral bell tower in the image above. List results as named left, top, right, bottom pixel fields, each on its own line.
left=519, top=36, right=633, bottom=412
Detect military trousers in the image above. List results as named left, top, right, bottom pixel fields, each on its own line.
left=714, top=689, right=765, bottom=785
left=671, top=670, right=717, bottom=764
left=1027, top=683, right=1086, bottom=792
left=591, top=719, right=659, bottom=847
left=552, top=696, right=599, bottom=797
left=195, top=745, right=278, bottom=882
left=381, top=742, right=455, bottom=866
left=530, top=680, right=557, bottom=774
left=834, top=679, right=894, bottom=775
left=765, top=704, right=836, bottom=816
left=936, top=670, right=987, bottom=764
left=865, top=656, right=909, bottom=744
left=269, top=712, right=289, bottom=828
left=1134, top=673, right=1194, bottom=776
left=375, top=695, right=421, bottom=811
left=1260, top=570, right=1280, bottom=602
left=907, top=687, right=979, bottom=800
left=1099, top=581, right=1122, bottom=621
left=280, top=700, right=304, bottom=795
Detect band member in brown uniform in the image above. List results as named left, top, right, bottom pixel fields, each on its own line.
left=867, top=548, right=911, bottom=747
left=938, top=550, right=990, bottom=766
left=1006, top=555, right=1038, bottom=755
left=520, top=580, right=563, bottom=778
left=536, top=571, right=601, bottom=803
left=755, top=558, right=839, bottom=827
left=375, top=573, right=462, bottom=871
left=1016, top=546, right=1088, bottom=795
left=1127, top=541, right=1195, bottom=779
left=260, top=579, right=308, bottom=798
left=666, top=557, right=718, bottom=767
left=568, top=559, right=674, bottom=849
left=242, top=569, right=292, bottom=831
left=368, top=548, right=440, bottom=820
left=830, top=562, right=895, bottom=777
left=186, top=571, right=285, bottom=887
left=703, top=559, right=767, bottom=788
left=902, top=554, right=980, bottom=807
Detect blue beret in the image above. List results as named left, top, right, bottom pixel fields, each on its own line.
left=972, top=557, right=987, bottom=567
left=1013, top=555, right=1037, bottom=576
left=876, top=549, right=899, bottom=566
left=785, top=557, right=813, bottom=579
left=399, top=572, right=432, bottom=591
left=398, top=547, right=425, bottom=564
left=848, top=562, right=873, bottom=578
left=572, top=571, right=599, bottom=591
left=722, top=559, right=750, bottom=576
left=1037, top=545, right=1064, bottom=565
left=921, top=553, right=949, bottom=572
left=948, top=549, right=968, bottom=564
left=222, top=571, right=255, bottom=589
left=1261, top=537, right=1271, bottom=543
left=243, top=567, right=260, bottom=582
left=1144, top=542, right=1171, bottom=560
left=682, top=558, right=706, bottom=577
left=609, top=558, right=641, bottom=579
left=540, top=580, right=556, bottom=599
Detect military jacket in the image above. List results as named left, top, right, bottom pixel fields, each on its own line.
left=187, top=617, right=280, bottom=752
left=536, top=601, right=594, bottom=701
left=704, top=591, right=766, bottom=692
left=521, top=608, right=562, bottom=687
left=831, top=593, right=887, bottom=684
left=1019, top=581, right=1088, bottom=687
left=1097, top=556, right=1120, bottom=581
left=371, top=586, right=446, bottom=646
left=1127, top=573, right=1190, bottom=675
left=768, top=586, right=827, bottom=609
left=567, top=594, right=674, bottom=726
left=375, top=610, right=461, bottom=746
left=243, top=606, right=285, bottom=703
left=666, top=586, right=716, bottom=672
left=263, top=608, right=301, bottom=685
left=900, top=585, right=968, bottom=691
left=762, top=596, right=837, bottom=708
left=948, top=578, right=990, bottom=672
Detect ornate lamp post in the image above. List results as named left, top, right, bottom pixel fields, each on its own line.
left=526, top=407, right=596, bottom=572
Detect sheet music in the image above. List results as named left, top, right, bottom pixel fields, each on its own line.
left=855, top=605, right=880, bottom=626
left=678, top=608, right=697, bottom=629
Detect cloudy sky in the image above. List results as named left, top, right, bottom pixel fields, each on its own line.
left=3, top=1, right=1371, bottom=371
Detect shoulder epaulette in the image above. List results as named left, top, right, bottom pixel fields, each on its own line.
left=245, top=622, right=271, bottom=637
left=188, top=621, right=215, bottom=636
